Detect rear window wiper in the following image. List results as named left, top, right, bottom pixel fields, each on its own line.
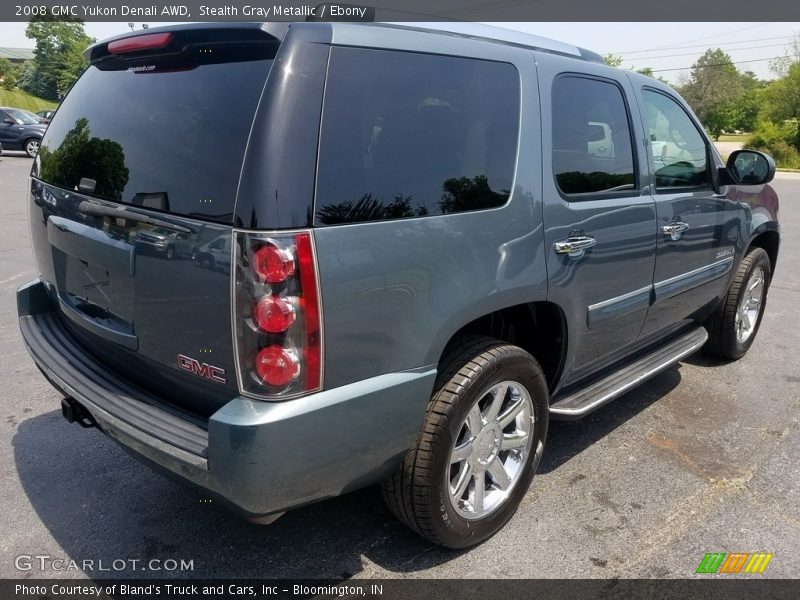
left=77, top=201, right=192, bottom=234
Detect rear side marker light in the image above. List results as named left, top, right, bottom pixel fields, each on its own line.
left=253, top=295, right=296, bottom=333
left=108, top=33, right=173, bottom=54
left=252, top=242, right=296, bottom=284
left=296, top=234, right=322, bottom=390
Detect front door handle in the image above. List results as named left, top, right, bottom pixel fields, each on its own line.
left=662, top=221, right=690, bottom=241
left=554, top=235, right=596, bottom=259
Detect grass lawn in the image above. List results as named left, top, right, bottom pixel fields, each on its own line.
left=717, top=133, right=750, bottom=142
left=0, top=88, right=57, bottom=112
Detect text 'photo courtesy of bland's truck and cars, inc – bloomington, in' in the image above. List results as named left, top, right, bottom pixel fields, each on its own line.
left=0, top=4, right=799, bottom=597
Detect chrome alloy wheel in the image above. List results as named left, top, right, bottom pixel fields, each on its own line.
left=25, top=139, right=40, bottom=157
left=446, top=380, right=534, bottom=520
left=735, top=265, right=765, bottom=344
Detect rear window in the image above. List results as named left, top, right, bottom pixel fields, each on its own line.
left=314, top=47, right=520, bottom=226
left=36, top=46, right=274, bottom=224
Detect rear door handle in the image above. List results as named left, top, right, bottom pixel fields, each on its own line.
left=554, top=235, right=596, bottom=259
left=662, top=221, right=690, bottom=241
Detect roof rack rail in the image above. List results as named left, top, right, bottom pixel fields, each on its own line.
left=384, top=22, right=604, bottom=63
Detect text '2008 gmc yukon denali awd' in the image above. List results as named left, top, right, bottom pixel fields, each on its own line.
left=17, top=22, right=779, bottom=548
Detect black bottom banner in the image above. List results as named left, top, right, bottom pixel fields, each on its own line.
left=3, top=579, right=799, bottom=600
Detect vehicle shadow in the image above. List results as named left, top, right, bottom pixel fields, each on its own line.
left=12, top=411, right=454, bottom=579
left=12, top=366, right=682, bottom=579
left=539, top=365, right=682, bottom=474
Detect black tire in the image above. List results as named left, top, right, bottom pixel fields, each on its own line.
left=201, top=256, right=214, bottom=269
left=382, top=336, right=549, bottom=548
left=24, top=138, right=40, bottom=158
left=704, top=247, right=771, bottom=360
left=165, top=245, right=175, bottom=260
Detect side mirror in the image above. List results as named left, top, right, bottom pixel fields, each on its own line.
left=3, top=118, right=16, bottom=125
left=719, top=149, right=776, bottom=187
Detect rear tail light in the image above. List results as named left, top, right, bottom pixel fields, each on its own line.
left=254, top=346, right=301, bottom=387
left=252, top=242, right=295, bottom=284
left=252, top=295, right=296, bottom=333
left=233, top=231, right=323, bottom=399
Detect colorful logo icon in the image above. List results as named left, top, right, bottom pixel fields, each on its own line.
left=696, top=552, right=773, bottom=574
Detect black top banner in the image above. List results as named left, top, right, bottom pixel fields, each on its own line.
left=3, top=0, right=800, bottom=22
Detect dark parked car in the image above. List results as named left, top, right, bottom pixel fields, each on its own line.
left=17, top=22, right=779, bottom=549
left=19, top=109, right=47, bottom=125
left=0, top=107, right=46, bottom=157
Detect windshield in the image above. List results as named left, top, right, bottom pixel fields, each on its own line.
left=6, top=108, right=40, bottom=125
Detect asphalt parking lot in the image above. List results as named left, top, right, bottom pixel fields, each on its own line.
left=1, top=152, right=798, bottom=579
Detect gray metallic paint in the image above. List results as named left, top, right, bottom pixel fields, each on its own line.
left=627, top=74, right=770, bottom=339
left=537, top=55, right=657, bottom=383
left=587, top=285, right=652, bottom=329
left=653, top=256, right=734, bottom=302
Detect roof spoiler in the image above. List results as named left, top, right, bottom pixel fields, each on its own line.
left=85, top=22, right=290, bottom=62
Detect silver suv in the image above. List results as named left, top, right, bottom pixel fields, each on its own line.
left=18, top=22, right=778, bottom=548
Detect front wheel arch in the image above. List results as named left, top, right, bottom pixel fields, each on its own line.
left=747, top=228, right=780, bottom=276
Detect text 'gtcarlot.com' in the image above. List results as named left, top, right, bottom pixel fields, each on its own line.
left=14, top=554, right=194, bottom=572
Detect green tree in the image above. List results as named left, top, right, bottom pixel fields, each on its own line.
left=679, top=48, right=744, bottom=139
left=38, top=118, right=129, bottom=200
left=0, top=58, right=19, bottom=90
left=23, top=18, right=92, bottom=100
left=760, top=62, right=800, bottom=123
left=0, top=57, right=14, bottom=80
left=729, top=71, right=763, bottom=132
left=603, top=53, right=624, bottom=67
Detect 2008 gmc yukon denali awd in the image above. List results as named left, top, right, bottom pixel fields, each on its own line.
left=17, top=21, right=779, bottom=548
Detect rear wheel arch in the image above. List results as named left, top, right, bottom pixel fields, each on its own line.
left=434, top=302, right=567, bottom=394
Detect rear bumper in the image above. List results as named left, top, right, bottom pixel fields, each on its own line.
left=18, top=279, right=436, bottom=517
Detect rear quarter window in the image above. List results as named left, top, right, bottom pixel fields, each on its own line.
left=314, top=47, right=520, bottom=226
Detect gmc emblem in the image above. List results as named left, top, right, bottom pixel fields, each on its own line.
left=177, top=354, right=227, bottom=384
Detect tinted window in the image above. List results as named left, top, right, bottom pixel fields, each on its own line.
left=643, top=90, right=710, bottom=190
left=36, top=46, right=274, bottom=223
left=6, top=108, right=40, bottom=125
left=552, top=76, right=636, bottom=196
left=315, top=47, right=520, bottom=225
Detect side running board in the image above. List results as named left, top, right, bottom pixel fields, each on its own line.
left=549, top=327, right=708, bottom=420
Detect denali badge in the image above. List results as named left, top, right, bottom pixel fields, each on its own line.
left=177, top=354, right=226, bottom=384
